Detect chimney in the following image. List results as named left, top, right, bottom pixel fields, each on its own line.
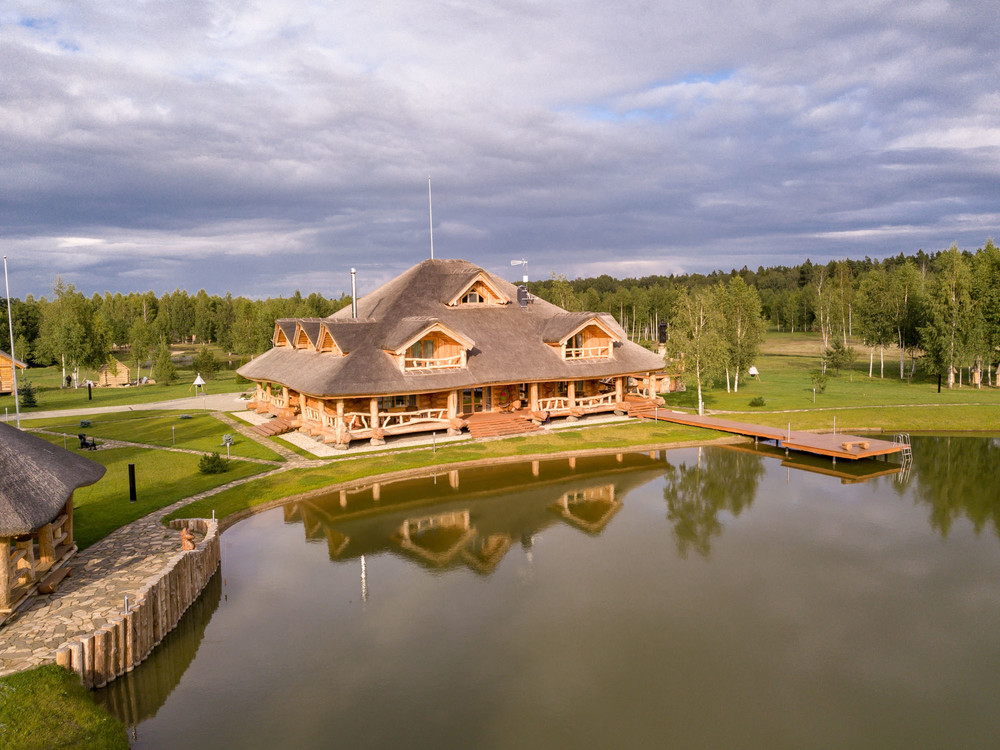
left=350, top=268, right=358, bottom=319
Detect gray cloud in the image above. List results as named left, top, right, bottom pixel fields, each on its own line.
left=1, top=0, right=998, bottom=298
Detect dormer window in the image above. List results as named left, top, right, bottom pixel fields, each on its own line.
left=563, top=323, right=614, bottom=360
left=395, top=322, right=473, bottom=372
left=448, top=273, right=510, bottom=306
left=409, top=339, right=435, bottom=360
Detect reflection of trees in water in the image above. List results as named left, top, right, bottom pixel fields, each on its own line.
left=910, top=436, right=1000, bottom=539
left=663, top=448, right=765, bottom=558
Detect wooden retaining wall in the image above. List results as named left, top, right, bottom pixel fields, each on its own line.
left=54, top=519, right=220, bottom=689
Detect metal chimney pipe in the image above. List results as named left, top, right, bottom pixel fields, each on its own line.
left=350, top=268, right=357, bottom=319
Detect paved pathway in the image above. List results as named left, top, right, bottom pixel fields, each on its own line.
left=0, top=462, right=293, bottom=676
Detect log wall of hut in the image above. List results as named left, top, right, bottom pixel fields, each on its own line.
left=1, top=499, right=75, bottom=616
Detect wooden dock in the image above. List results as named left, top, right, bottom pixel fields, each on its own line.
left=630, top=405, right=907, bottom=462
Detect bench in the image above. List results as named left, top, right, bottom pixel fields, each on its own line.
left=841, top=440, right=870, bottom=451
left=78, top=434, right=97, bottom=450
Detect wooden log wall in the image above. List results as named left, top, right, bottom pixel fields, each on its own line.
left=54, top=519, right=220, bottom=689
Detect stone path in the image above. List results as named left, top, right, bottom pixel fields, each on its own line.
left=0, top=462, right=293, bottom=676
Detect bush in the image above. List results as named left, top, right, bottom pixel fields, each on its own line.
left=234, top=372, right=250, bottom=384
left=19, top=380, right=37, bottom=408
left=748, top=396, right=766, bottom=407
left=811, top=371, right=827, bottom=394
left=198, top=452, right=230, bottom=474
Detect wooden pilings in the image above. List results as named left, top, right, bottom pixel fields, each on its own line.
left=54, top=518, right=220, bottom=689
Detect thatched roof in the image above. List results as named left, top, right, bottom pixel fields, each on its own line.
left=0, top=423, right=106, bottom=536
left=0, top=350, right=27, bottom=369
left=240, top=258, right=664, bottom=397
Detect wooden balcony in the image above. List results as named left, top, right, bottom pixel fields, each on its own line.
left=564, top=345, right=611, bottom=360
left=403, top=354, right=464, bottom=371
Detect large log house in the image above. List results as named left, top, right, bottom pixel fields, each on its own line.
left=239, top=258, right=666, bottom=448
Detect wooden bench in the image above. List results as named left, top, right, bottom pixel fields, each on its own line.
left=841, top=440, right=870, bottom=451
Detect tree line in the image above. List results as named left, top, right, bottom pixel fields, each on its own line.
left=2, top=240, right=998, bottom=393
left=527, top=240, right=1000, bottom=395
left=0, top=283, right=350, bottom=385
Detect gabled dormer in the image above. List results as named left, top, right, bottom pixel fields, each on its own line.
left=392, top=322, right=475, bottom=372
left=543, top=316, right=620, bottom=361
left=273, top=319, right=297, bottom=348
left=316, top=323, right=343, bottom=355
left=293, top=320, right=321, bottom=351
left=446, top=272, right=510, bottom=307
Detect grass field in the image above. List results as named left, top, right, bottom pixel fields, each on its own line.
left=0, top=357, right=250, bottom=414
left=665, top=331, right=1000, bottom=422
left=24, top=410, right=285, bottom=462
left=0, top=665, right=128, bottom=750
left=31, top=432, right=273, bottom=549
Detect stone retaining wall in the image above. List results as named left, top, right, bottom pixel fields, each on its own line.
left=54, top=519, right=220, bottom=689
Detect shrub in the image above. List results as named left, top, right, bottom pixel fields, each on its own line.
left=748, top=396, right=766, bottom=407
left=198, top=452, right=230, bottom=474
left=811, top=371, right=827, bottom=394
left=18, top=380, right=37, bottom=408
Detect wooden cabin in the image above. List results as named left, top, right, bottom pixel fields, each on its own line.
left=239, top=258, right=666, bottom=449
left=0, top=422, right=106, bottom=621
left=0, top=349, right=27, bottom=395
left=97, top=358, right=131, bottom=388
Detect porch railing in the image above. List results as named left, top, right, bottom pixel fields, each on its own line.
left=537, top=397, right=569, bottom=411
left=575, top=392, right=616, bottom=408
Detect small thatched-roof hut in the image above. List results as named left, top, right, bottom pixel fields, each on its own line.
left=0, top=422, right=105, bottom=616
left=0, top=349, right=27, bottom=395
left=97, top=358, right=131, bottom=388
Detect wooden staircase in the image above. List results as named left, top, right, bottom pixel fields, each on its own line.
left=626, top=400, right=664, bottom=420
left=251, top=416, right=296, bottom=437
left=465, top=411, right=543, bottom=439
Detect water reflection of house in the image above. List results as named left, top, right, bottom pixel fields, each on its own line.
left=549, top=484, right=621, bottom=535
left=280, top=453, right=665, bottom=576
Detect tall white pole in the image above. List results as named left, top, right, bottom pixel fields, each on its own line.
left=3, top=256, right=20, bottom=428
left=428, top=177, right=434, bottom=260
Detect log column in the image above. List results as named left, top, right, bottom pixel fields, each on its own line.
left=615, top=377, right=623, bottom=401
left=0, top=539, right=11, bottom=610
left=37, top=523, right=55, bottom=568
left=447, top=390, right=458, bottom=420
left=567, top=381, right=576, bottom=408
left=15, top=537, right=35, bottom=585
left=529, top=383, right=539, bottom=412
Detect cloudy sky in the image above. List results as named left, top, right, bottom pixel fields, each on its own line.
left=2, top=0, right=998, bottom=299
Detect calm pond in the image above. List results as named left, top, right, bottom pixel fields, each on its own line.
left=98, top=436, right=1000, bottom=749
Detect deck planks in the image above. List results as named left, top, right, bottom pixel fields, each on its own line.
left=632, top=408, right=906, bottom=461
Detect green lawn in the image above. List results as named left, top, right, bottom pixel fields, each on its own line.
left=29, top=438, right=273, bottom=549
left=666, top=331, right=1000, bottom=416
left=24, top=410, right=284, bottom=462
left=0, top=665, right=128, bottom=750
left=1, top=363, right=250, bottom=414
